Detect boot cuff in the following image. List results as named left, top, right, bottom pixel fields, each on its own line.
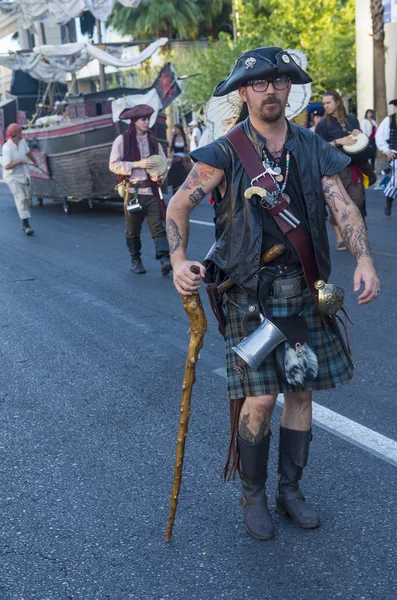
left=279, top=426, right=311, bottom=468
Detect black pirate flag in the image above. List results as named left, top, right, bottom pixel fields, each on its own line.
left=153, top=63, right=181, bottom=109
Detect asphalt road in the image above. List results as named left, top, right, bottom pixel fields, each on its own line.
left=0, top=184, right=396, bottom=600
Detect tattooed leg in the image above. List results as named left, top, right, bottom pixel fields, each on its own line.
left=239, top=395, right=277, bottom=443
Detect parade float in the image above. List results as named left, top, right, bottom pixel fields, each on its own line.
left=0, top=0, right=180, bottom=213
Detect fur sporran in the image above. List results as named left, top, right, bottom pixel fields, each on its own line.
left=273, top=316, right=318, bottom=386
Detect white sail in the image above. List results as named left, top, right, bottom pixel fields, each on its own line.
left=0, top=0, right=141, bottom=28
left=0, top=38, right=168, bottom=83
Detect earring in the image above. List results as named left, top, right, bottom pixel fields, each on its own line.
left=286, top=101, right=291, bottom=107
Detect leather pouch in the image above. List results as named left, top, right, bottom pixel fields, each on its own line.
left=206, top=283, right=227, bottom=338
left=115, top=180, right=127, bottom=198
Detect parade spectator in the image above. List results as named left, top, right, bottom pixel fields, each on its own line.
left=316, top=90, right=365, bottom=251
left=375, top=99, right=397, bottom=215
left=360, top=109, right=378, bottom=170
left=309, top=108, right=324, bottom=132
left=167, top=46, right=380, bottom=542
left=2, top=123, right=37, bottom=235
left=109, top=104, right=171, bottom=276
left=167, top=123, right=190, bottom=194
left=188, top=120, right=201, bottom=151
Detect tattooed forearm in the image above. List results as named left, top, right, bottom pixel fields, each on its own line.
left=188, top=187, right=206, bottom=204
left=322, top=174, right=350, bottom=213
left=340, top=208, right=350, bottom=222
left=238, top=414, right=268, bottom=443
left=180, top=162, right=216, bottom=191
left=166, top=218, right=182, bottom=254
left=341, top=222, right=370, bottom=258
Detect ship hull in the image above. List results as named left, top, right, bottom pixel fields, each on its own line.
left=24, top=115, right=119, bottom=204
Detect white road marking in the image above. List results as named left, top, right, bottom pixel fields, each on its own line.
left=190, top=219, right=215, bottom=227
left=213, top=367, right=397, bottom=468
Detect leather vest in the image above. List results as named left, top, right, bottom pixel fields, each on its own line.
left=191, top=119, right=350, bottom=298
left=388, top=113, right=397, bottom=151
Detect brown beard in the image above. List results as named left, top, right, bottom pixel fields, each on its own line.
left=260, top=98, right=283, bottom=123
left=247, top=96, right=284, bottom=123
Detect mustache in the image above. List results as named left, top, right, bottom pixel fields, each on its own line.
left=262, top=97, right=282, bottom=106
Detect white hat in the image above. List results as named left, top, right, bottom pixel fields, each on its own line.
left=189, top=119, right=198, bottom=126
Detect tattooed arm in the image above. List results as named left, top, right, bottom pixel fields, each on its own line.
left=322, top=174, right=380, bottom=304
left=166, top=161, right=224, bottom=295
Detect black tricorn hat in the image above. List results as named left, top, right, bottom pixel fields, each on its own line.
left=389, top=99, right=397, bottom=106
left=213, top=46, right=312, bottom=97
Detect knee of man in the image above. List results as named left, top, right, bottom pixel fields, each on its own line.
left=285, top=391, right=312, bottom=405
left=249, top=394, right=277, bottom=417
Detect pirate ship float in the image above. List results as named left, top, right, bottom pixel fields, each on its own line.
left=22, top=62, right=179, bottom=214
left=0, top=1, right=180, bottom=213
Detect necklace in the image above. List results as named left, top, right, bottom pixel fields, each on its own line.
left=262, top=147, right=291, bottom=203
left=336, top=117, right=349, bottom=134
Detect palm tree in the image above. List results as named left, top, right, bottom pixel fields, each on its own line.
left=107, top=0, right=200, bottom=39
left=370, top=0, right=387, bottom=123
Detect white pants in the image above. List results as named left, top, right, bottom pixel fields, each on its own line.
left=6, top=179, right=31, bottom=220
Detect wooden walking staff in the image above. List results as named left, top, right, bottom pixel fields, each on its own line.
left=165, top=265, right=207, bottom=542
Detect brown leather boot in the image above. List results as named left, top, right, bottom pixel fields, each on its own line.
left=276, top=426, right=320, bottom=529
left=238, top=432, right=275, bottom=541
left=159, top=253, right=172, bottom=276
left=131, top=256, right=146, bottom=274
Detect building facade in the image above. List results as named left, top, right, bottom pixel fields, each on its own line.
left=356, top=0, right=397, bottom=120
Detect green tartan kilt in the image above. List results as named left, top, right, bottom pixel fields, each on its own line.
left=223, top=287, right=354, bottom=400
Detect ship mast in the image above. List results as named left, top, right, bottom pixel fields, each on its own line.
left=95, top=18, right=107, bottom=91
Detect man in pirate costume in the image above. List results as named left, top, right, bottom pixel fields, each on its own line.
left=166, top=47, right=380, bottom=541
left=375, top=99, right=397, bottom=216
left=109, top=104, right=171, bottom=275
left=315, top=90, right=367, bottom=251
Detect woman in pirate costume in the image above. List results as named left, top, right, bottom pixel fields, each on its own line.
left=109, top=104, right=171, bottom=276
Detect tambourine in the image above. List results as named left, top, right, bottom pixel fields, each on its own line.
left=145, top=154, right=167, bottom=176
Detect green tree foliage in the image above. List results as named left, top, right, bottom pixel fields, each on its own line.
left=107, top=0, right=232, bottom=40
left=175, top=34, right=244, bottom=113
left=237, top=0, right=356, bottom=95
left=108, top=0, right=355, bottom=112
left=107, top=0, right=200, bottom=39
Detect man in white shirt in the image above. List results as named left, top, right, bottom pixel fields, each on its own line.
left=375, top=99, right=397, bottom=216
left=188, top=120, right=202, bottom=152
left=2, top=123, right=37, bottom=235
left=109, top=104, right=171, bottom=275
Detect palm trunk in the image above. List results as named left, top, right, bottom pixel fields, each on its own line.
left=370, top=0, right=387, bottom=123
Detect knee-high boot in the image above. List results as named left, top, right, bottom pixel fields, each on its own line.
left=276, top=426, right=320, bottom=528
left=238, top=432, right=275, bottom=540
left=126, top=236, right=146, bottom=274
left=154, top=236, right=172, bottom=276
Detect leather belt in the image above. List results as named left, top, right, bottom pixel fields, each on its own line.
left=269, top=273, right=306, bottom=298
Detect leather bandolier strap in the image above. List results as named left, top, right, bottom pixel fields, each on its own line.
left=225, top=127, right=320, bottom=306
